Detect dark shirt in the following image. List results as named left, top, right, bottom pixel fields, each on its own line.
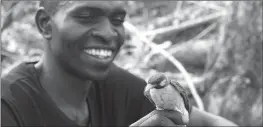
left=1, top=62, right=155, bottom=126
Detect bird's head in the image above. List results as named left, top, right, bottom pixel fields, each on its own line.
left=144, top=73, right=169, bottom=103
left=147, top=73, right=169, bottom=89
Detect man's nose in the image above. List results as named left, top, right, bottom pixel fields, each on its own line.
left=91, top=19, right=118, bottom=43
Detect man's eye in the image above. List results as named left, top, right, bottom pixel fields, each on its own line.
left=111, top=16, right=125, bottom=26
left=75, top=15, right=97, bottom=23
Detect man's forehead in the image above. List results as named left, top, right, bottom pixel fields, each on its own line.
left=58, top=1, right=126, bottom=13
left=40, top=1, right=127, bottom=15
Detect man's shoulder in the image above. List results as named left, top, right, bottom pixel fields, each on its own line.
left=1, top=62, right=47, bottom=126
left=1, top=62, right=38, bottom=99
left=1, top=62, right=37, bottom=84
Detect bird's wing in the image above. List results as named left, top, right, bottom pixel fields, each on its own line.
left=143, top=85, right=156, bottom=106
left=170, top=79, right=191, bottom=113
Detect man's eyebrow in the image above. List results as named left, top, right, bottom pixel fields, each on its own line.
left=71, top=6, right=104, bottom=14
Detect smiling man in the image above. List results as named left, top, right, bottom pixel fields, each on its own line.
left=1, top=1, right=238, bottom=126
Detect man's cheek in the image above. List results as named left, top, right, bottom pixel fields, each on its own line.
left=60, top=29, right=83, bottom=42
left=59, top=21, right=89, bottom=40
left=117, top=30, right=125, bottom=47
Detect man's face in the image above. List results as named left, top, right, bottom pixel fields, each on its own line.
left=48, top=1, right=126, bottom=81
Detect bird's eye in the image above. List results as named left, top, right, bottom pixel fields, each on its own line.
left=160, top=80, right=167, bottom=87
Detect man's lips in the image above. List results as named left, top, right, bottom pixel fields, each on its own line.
left=83, top=48, right=113, bottom=59
left=81, top=47, right=117, bottom=65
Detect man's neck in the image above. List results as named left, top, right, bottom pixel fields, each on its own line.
left=34, top=54, right=93, bottom=109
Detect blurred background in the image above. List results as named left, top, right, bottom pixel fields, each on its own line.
left=1, top=1, right=262, bottom=126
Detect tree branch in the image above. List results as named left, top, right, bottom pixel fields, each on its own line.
left=187, top=1, right=226, bottom=11
left=1, top=1, right=19, bottom=32
left=190, top=22, right=218, bottom=41
left=143, top=11, right=226, bottom=37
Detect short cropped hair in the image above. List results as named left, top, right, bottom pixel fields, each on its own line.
left=39, top=0, right=72, bottom=15
left=39, top=1, right=127, bottom=15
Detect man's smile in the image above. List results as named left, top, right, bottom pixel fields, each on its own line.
left=83, top=48, right=113, bottom=59
left=81, top=47, right=117, bottom=66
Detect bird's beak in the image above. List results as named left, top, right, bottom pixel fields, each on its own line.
left=144, top=84, right=155, bottom=93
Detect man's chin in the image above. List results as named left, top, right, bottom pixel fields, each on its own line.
left=82, top=68, right=110, bottom=82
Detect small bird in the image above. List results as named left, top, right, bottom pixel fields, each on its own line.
left=144, top=73, right=191, bottom=124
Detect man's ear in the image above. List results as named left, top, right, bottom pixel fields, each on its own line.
left=35, top=8, right=52, bottom=40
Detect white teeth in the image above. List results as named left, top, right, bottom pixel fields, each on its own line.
left=101, top=50, right=105, bottom=56
left=84, top=49, right=113, bottom=58
left=105, top=50, right=108, bottom=55
left=92, top=49, right=95, bottom=54
left=108, top=51, right=112, bottom=56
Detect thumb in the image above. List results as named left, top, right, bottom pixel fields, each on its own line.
left=130, top=110, right=188, bottom=126
left=157, top=109, right=188, bottom=125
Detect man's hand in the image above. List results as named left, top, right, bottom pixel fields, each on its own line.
left=130, top=110, right=188, bottom=126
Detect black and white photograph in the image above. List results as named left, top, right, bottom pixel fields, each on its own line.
left=1, top=1, right=262, bottom=126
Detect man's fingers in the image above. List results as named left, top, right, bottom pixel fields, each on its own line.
left=130, top=111, right=176, bottom=126
left=155, top=110, right=187, bottom=125
left=139, top=113, right=176, bottom=126
left=130, top=110, right=187, bottom=126
left=130, top=110, right=158, bottom=126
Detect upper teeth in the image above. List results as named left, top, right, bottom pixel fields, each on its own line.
left=84, top=49, right=113, bottom=57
